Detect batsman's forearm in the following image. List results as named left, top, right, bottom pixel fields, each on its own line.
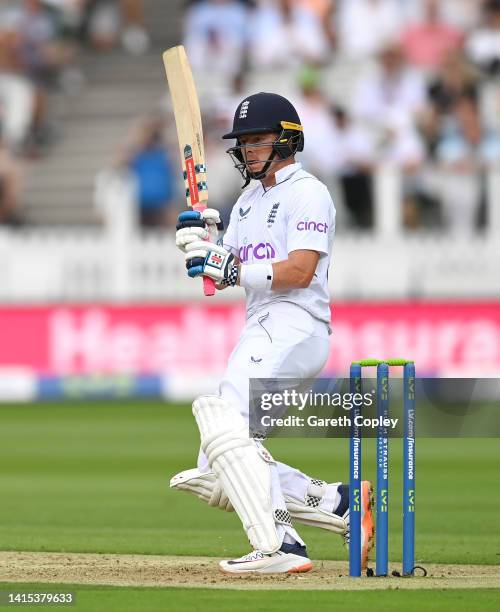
left=238, top=250, right=319, bottom=291
left=271, top=260, right=313, bottom=290
left=237, top=261, right=310, bottom=291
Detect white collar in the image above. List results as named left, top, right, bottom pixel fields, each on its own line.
left=273, top=162, right=302, bottom=184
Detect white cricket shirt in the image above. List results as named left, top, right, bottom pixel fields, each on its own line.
left=223, top=162, right=335, bottom=324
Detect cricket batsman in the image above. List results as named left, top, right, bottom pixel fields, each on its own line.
left=171, top=92, right=374, bottom=574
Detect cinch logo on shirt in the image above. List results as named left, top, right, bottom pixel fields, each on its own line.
left=297, top=220, right=328, bottom=233
left=239, top=242, right=276, bottom=263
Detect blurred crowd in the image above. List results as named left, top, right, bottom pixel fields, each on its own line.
left=2, top=0, right=500, bottom=233
left=178, top=0, right=500, bottom=234
left=0, top=0, right=149, bottom=225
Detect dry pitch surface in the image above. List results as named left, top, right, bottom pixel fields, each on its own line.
left=1, top=552, right=499, bottom=591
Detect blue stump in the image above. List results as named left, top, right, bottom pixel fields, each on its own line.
left=376, top=363, right=389, bottom=576
left=349, top=363, right=362, bottom=577
left=403, top=362, right=416, bottom=575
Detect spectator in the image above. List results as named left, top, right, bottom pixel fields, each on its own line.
left=428, top=50, right=479, bottom=116
left=401, top=0, right=463, bottom=72
left=119, top=118, right=178, bottom=229
left=79, top=0, right=120, bottom=50
left=330, top=105, right=375, bottom=229
left=0, top=9, right=36, bottom=152
left=120, top=0, right=150, bottom=55
left=422, top=50, right=479, bottom=157
left=298, top=0, right=336, bottom=49
left=184, top=0, right=247, bottom=77
left=376, top=110, right=425, bottom=168
left=480, top=78, right=500, bottom=132
left=42, top=0, right=85, bottom=32
left=466, top=0, right=500, bottom=76
left=248, top=0, right=331, bottom=69
left=440, top=0, right=483, bottom=32
left=436, top=94, right=500, bottom=234
left=296, top=70, right=376, bottom=228
left=353, top=42, right=427, bottom=129
left=336, top=0, right=404, bottom=60
left=0, top=130, right=23, bottom=225
left=295, top=67, right=338, bottom=181
left=377, top=110, right=426, bottom=229
left=0, top=1, right=80, bottom=154
left=79, top=0, right=150, bottom=54
left=401, top=0, right=482, bottom=32
left=17, top=0, right=74, bottom=149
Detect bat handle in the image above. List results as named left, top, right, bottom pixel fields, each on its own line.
left=203, top=275, right=216, bottom=296
left=192, top=204, right=216, bottom=297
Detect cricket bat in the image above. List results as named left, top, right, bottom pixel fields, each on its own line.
left=163, top=45, right=215, bottom=296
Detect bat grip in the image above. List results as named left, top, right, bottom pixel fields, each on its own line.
left=193, top=204, right=216, bottom=297
left=203, top=275, right=216, bottom=297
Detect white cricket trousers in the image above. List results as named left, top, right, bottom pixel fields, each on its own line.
left=197, top=301, right=332, bottom=545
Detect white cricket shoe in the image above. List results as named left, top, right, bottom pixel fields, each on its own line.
left=220, top=542, right=313, bottom=575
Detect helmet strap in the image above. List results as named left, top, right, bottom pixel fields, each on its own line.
left=227, top=136, right=295, bottom=189
left=246, top=148, right=278, bottom=183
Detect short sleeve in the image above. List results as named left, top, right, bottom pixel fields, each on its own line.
left=286, top=180, right=334, bottom=255
left=222, top=204, right=239, bottom=256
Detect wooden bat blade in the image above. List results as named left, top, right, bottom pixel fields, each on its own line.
left=163, top=45, right=215, bottom=296
left=163, top=46, right=208, bottom=209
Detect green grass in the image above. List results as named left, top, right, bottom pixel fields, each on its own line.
left=0, top=401, right=499, bottom=611
left=0, top=401, right=498, bottom=565
left=0, top=585, right=499, bottom=612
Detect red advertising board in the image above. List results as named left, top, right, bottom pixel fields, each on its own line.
left=0, top=303, right=499, bottom=376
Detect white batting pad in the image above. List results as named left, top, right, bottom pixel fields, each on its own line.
left=284, top=496, right=346, bottom=534
left=192, top=395, right=280, bottom=553
left=171, top=467, right=346, bottom=534
left=285, top=478, right=346, bottom=534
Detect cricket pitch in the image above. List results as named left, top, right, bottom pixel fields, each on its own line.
left=1, top=552, right=499, bottom=591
